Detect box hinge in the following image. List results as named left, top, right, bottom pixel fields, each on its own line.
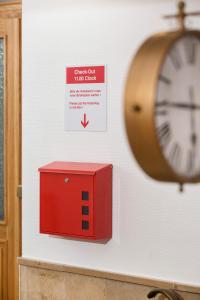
left=17, top=184, right=22, bottom=200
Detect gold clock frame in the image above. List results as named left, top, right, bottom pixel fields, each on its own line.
left=124, top=30, right=200, bottom=184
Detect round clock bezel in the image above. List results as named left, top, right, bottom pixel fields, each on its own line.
left=124, top=30, right=200, bottom=183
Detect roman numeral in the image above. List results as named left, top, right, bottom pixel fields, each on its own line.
left=170, top=48, right=182, bottom=70
left=156, top=100, right=169, bottom=107
left=169, top=143, right=181, bottom=167
left=157, top=122, right=171, bottom=148
left=159, top=75, right=172, bottom=85
left=155, top=110, right=168, bottom=116
left=184, top=40, right=196, bottom=65
left=187, top=150, right=194, bottom=173
left=156, top=100, right=169, bottom=116
left=189, top=85, right=194, bottom=101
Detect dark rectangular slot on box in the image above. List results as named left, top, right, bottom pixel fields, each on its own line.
left=82, top=206, right=89, bottom=215
left=82, top=220, right=89, bottom=230
left=82, top=191, right=89, bottom=200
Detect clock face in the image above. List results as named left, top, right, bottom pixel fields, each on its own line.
left=155, top=35, right=200, bottom=179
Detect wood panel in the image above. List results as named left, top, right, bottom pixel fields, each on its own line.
left=0, top=2, right=21, bottom=19
left=19, top=258, right=200, bottom=300
left=7, top=16, right=21, bottom=300
left=0, top=3, right=21, bottom=299
left=0, top=241, right=7, bottom=300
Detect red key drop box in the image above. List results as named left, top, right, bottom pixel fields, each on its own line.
left=39, top=162, right=112, bottom=241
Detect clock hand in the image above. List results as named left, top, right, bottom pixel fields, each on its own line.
left=189, top=86, right=197, bottom=146
left=156, top=100, right=200, bottom=110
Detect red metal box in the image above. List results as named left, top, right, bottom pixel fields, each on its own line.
left=39, top=162, right=112, bottom=241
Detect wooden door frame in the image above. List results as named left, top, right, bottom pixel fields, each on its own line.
left=0, top=1, right=21, bottom=299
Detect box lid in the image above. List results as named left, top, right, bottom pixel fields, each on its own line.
left=38, top=161, right=112, bottom=175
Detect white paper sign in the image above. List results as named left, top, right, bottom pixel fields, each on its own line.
left=65, top=65, right=107, bottom=131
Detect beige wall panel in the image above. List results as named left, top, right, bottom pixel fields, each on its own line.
left=65, top=273, right=106, bottom=300
left=20, top=266, right=107, bottom=300
left=20, top=266, right=67, bottom=300
left=179, top=292, right=200, bottom=300
left=19, top=263, right=200, bottom=300
left=19, top=259, right=200, bottom=300
left=106, top=280, right=152, bottom=300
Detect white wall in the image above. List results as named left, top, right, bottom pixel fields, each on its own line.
left=23, top=0, right=200, bottom=285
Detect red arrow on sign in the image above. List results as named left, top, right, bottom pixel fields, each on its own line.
left=81, top=113, right=89, bottom=128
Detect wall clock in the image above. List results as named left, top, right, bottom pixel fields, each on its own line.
left=124, top=1, right=200, bottom=191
